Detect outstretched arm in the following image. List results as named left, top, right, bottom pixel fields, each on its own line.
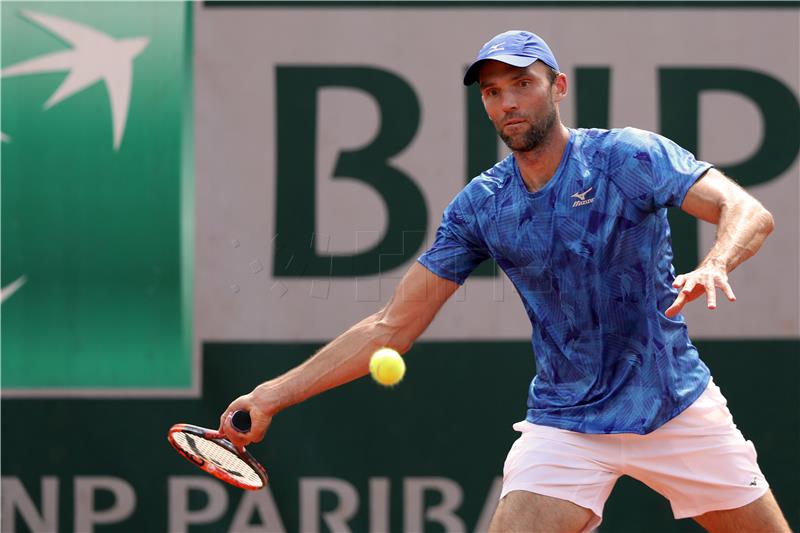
left=219, top=262, right=460, bottom=448
left=665, top=168, right=774, bottom=318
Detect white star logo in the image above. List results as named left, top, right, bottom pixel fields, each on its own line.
left=1, top=276, right=27, bottom=304
left=1, top=10, right=149, bottom=150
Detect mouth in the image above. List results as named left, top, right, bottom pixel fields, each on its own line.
left=503, top=119, right=527, bottom=131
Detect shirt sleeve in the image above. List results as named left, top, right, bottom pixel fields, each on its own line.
left=610, top=128, right=713, bottom=212
left=417, top=189, right=490, bottom=285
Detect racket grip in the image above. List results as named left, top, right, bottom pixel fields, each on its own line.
left=231, top=410, right=252, bottom=433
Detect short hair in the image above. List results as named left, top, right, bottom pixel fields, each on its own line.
left=545, top=66, right=559, bottom=84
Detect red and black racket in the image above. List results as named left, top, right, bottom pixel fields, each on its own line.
left=167, top=410, right=268, bottom=490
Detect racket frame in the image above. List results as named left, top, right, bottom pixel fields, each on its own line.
left=167, top=423, right=268, bottom=490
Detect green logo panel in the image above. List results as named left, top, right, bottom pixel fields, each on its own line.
left=1, top=1, right=193, bottom=390
left=1, top=341, right=797, bottom=531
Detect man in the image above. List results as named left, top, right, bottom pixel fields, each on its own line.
left=221, top=31, right=790, bottom=532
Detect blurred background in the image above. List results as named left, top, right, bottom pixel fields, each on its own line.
left=2, top=1, right=798, bottom=531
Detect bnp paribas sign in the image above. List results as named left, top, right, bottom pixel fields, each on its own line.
left=194, top=3, right=799, bottom=344
left=1, top=2, right=192, bottom=394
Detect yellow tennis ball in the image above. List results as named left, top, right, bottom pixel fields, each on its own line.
left=369, top=348, right=405, bottom=386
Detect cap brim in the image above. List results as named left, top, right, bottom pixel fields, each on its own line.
left=463, top=55, right=538, bottom=86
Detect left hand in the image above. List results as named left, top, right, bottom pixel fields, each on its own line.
left=665, top=263, right=736, bottom=318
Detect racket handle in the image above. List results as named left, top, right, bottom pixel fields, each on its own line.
left=231, top=410, right=252, bottom=433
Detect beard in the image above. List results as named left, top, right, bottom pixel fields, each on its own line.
left=497, top=100, right=557, bottom=152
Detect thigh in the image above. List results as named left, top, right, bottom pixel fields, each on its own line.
left=500, top=421, right=620, bottom=530
left=692, top=490, right=791, bottom=533
left=489, top=490, right=596, bottom=533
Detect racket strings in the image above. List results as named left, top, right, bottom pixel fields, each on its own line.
left=172, top=431, right=263, bottom=487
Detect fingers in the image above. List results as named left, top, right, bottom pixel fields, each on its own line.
left=224, top=412, right=249, bottom=451
left=719, top=278, right=736, bottom=302
left=219, top=395, right=272, bottom=451
left=219, top=396, right=254, bottom=447
left=665, top=299, right=680, bottom=318
left=666, top=277, right=693, bottom=317
left=665, top=292, right=687, bottom=318
left=681, top=278, right=698, bottom=298
left=222, top=411, right=251, bottom=450
left=704, top=273, right=738, bottom=309
left=704, top=278, right=717, bottom=310
left=666, top=268, right=737, bottom=317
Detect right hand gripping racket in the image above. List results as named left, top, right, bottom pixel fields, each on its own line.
left=167, top=410, right=268, bottom=490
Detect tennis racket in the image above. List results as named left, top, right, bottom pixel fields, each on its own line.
left=167, top=410, right=268, bottom=490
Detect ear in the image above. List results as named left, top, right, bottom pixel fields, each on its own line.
left=552, top=72, right=568, bottom=103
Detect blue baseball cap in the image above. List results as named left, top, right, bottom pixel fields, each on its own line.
left=463, top=30, right=559, bottom=86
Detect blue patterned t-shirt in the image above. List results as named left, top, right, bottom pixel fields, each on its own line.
left=418, top=127, right=712, bottom=434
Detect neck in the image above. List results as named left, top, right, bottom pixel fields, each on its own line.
left=513, top=123, right=570, bottom=192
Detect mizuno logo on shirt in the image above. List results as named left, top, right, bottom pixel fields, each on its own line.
left=571, top=187, right=594, bottom=207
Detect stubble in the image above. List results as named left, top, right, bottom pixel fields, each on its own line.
left=498, top=99, right=558, bottom=153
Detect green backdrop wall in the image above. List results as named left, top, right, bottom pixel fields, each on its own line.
left=2, top=341, right=798, bottom=531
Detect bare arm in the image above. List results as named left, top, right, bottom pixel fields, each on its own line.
left=219, top=262, right=460, bottom=448
left=665, top=167, right=774, bottom=317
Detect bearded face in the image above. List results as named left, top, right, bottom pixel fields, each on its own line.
left=495, top=96, right=558, bottom=152
left=479, top=61, right=561, bottom=153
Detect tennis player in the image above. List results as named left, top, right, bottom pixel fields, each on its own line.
left=221, top=30, right=790, bottom=532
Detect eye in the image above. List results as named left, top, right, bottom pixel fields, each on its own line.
left=484, top=87, right=499, bottom=98
left=518, top=79, right=532, bottom=88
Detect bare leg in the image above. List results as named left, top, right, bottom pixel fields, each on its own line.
left=489, top=490, right=597, bottom=533
left=693, top=490, right=792, bottom=533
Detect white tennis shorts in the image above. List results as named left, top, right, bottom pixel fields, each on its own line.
left=501, top=378, right=769, bottom=532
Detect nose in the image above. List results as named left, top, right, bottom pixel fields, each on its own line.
left=500, top=91, right=518, bottom=113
